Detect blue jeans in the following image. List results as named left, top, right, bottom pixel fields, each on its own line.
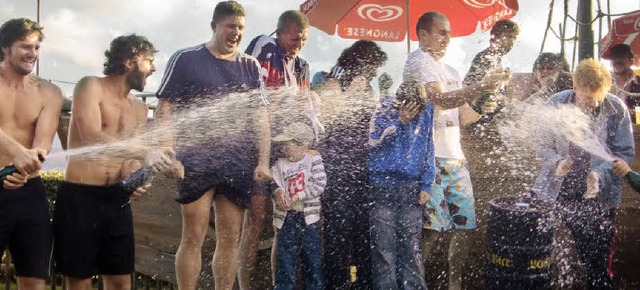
left=274, top=212, right=324, bottom=290
left=560, top=207, right=616, bottom=289
left=370, top=183, right=427, bottom=290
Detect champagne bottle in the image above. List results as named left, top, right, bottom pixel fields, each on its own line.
left=120, top=167, right=154, bottom=194
left=626, top=170, right=640, bottom=193
left=0, top=154, right=45, bottom=181
left=472, top=91, right=494, bottom=114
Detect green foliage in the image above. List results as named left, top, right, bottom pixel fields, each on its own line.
left=40, top=168, right=64, bottom=213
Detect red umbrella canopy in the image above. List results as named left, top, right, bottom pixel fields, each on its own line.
left=300, top=0, right=519, bottom=42
left=601, top=10, right=640, bottom=64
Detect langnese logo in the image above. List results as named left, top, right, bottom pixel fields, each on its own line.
left=357, top=4, right=403, bottom=22
left=463, top=0, right=502, bottom=9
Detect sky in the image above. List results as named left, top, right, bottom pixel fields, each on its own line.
left=1, top=0, right=639, bottom=98
left=0, top=0, right=638, bottom=169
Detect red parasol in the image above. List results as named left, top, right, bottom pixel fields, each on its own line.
left=601, top=10, right=640, bottom=65
left=300, top=0, right=519, bottom=45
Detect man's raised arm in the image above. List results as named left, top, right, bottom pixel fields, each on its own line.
left=425, top=70, right=511, bottom=110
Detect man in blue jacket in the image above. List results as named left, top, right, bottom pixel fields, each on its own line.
left=532, top=59, right=634, bottom=289
left=368, top=80, right=434, bottom=290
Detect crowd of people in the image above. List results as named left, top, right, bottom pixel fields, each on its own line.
left=0, top=1, right=638, bottom=290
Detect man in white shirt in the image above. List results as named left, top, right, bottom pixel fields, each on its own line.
left=403, top=11, right=511, bottom=289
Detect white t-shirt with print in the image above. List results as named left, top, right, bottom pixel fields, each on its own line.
left=403, top=48, right=465, bottom=160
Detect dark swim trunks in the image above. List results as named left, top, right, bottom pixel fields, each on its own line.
left=176, top=141, right=256, bottom=208
left=171, top=125, right=265, bottom=208
left=53, top=181, right=134, bottom=278
left=0, top=177, right=52, bottom=278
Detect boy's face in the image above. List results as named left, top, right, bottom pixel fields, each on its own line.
left=281, top=140, right=306, bottom=162
left=574, top=86, right=606, bottom=111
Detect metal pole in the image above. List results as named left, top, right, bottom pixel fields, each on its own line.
left=405, top=0, right=410, bottom=54
left=572, top=3, right=580, bottom=71
left=36, top=0, right=41, bottom=76
left=577, top=0, right=594, bottom=60
left=597, top=0, right=603, bottom=60
left=606, top=0, right=611, bottom=31
left=539, top=0, right=555, bottom=55
left=561, top=0, right=569, bottom=57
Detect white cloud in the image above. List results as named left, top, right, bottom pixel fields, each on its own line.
left=2, top=0, right=638, bottom=96
left=44, top=8, right=105, bottom=70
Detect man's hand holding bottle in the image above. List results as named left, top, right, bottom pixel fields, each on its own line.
left=472, top=68, right=512, bottom=114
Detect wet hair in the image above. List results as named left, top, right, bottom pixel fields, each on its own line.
left=490, top=20, right=519, bottom=37
left=572, top=59, right=611, bottom=96
left=103, top=34, right=157, bottom=76
left=396, top=80, right=428, bottom=111
left=336, top=40, right=387, bottom=74
left=331, top=40, right=387, bottom=89
left=610, top=44, right=633, bottom=60
left=212, top=1, right=246, bottom=25
left=276, top=10, right=309, bottom=33
left=416, top=11, right=446, bottom=35
left=0, top=18, right=44, bottom=61
left=534, top=52, right=570, bottom=72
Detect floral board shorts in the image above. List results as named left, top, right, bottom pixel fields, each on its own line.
left=424, top=157, right=477, bottom=231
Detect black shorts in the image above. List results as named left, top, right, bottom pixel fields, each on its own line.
left=0, top=177, right=52, bottom=279
left=177, top=169, right=252, bottom=208
left=53, top=181, right=134, bottom=278
left=175, top=143, right=256, bottom=208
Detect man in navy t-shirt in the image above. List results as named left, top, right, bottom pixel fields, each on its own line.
left=155, top=1, right=270, bottom=290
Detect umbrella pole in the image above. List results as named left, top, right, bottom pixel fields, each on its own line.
left=577, top=0, right=594, bottom=60
left=406, top=0, right=410, bottom=54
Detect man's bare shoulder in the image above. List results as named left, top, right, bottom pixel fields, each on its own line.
left=33, top=76, right=64, bottom=102
left=72, top=76, right=105, bottom=100
left=129, top=94, right=148, bottom=114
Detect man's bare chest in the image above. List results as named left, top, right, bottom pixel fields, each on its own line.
left=99, top=101, right=140, bottom=138
left=0, top=87, right=42, bottom=128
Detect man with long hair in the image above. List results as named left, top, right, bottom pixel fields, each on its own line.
left=320, top=39, right=387, bottom=290
left=55, top=34, right=176, bottom=290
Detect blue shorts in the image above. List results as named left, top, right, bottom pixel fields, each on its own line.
left=424, top=158, right=477, bottom=231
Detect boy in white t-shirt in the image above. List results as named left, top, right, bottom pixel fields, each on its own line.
left=271, top=122, right=326, bottom=290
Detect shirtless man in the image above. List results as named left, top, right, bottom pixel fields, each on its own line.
left=0, top=17, right=63, bottom=290
left=54, top=34, right=176, bottom=290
